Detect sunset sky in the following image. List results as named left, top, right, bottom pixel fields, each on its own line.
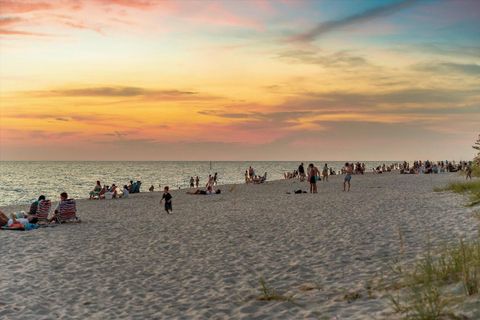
left=0, top=0, right=479, bottom=161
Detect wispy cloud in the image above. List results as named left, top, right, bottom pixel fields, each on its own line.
left=0, top=15, right=49, bottom=36
left=291, top=0, right=420, bottom=42
left=278, top=49, right=369, bottom=68
left=28, top=86, right=218, bottom=101
left=0, top=0, right=53, bottom=14
left=414, top=62, right=480, bottom=76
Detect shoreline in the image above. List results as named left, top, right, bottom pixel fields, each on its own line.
left=0, top=170, right=461, bottom=209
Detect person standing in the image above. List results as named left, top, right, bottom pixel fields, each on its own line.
left=298, top=163, right=305, bottom=181
left=248, top=166, right=255, bottom=180
left=322, top=164, right=329, bottom=182
left=307, top=163, right=320, bottom=193
left=195, top=176, right=200, bottom=188
left=161, top=186, right=173, bottom=214
left=189, top=176, right=195, bottom=188
left=466, top=163, right=472, bottom=180
left=206, top=174, right=212, bottom=188
left=343, top=163, right=353, bottom=192
left=213, top=172, right=218, bottom=186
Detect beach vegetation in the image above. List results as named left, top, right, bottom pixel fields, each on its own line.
left=434, top=181, right=480, bottom=207
left=388, top=238, right=480, bottom=319
left=471, top=134, right=480, bottom=177
left=343, top=291, right=361, bottom=303
left=257, top=277, right=294, bottom=302
left=473, top=210, right=480, bottom=222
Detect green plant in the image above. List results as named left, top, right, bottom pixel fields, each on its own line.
left=434, top=181, right=480, bottom=207
left=257, top=277, right=294, bottom=302
left=388, top=238, right=480, bottom=319
left=344, top=291, right=361, bottom=303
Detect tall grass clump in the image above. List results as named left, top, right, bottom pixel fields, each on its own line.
left=434, top=180, right=480, bottom=207
left=389, top=238, right=480, bottom=319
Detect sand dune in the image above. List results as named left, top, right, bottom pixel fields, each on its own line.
left=0, top=172, right=478, bottom=319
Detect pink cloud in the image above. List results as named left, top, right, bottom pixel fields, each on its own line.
left=0, top=0, right=53, bottom=14
left=92, top=0, right=160, bottom=10
left=184, top=2, right=263, bottom=30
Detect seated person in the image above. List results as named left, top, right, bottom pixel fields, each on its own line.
left=89, top=181, right=102, bottom=199
left=28, top=195, right=46, bottom=215
left=121, top=185, right=129, bottom=198
left=108, top=184, right=118, bottom=198
left=98, top=185, right=107, bottom=199
left=253, top=172, right=267, bottom=183
left=49, top=192, right=79, bottom=223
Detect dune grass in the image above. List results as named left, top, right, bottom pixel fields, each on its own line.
left=434, top=180, right=480, bottom=207
left=389, top=238, right=480, bottom=319
left=257, top=277, right=294, bottom=302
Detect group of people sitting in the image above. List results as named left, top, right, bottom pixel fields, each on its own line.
left=373, top=163, right=394, bottom=174
left=0, top=192, right=80, bottom=230
left=398, top=160, right=470, bottom=175
left=89, top=180, right=141, bottom=200
left=245, top=166, right=267, bottom=184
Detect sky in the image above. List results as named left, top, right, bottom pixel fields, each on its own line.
left=0, top=0, right=479, bottom=161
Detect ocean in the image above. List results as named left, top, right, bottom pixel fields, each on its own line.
left=0, top=161, right=398, bottom=206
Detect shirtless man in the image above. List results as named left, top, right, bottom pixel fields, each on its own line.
left=465, top=163, right=472, bottom=180
left=298, top=163, right=305, bottom=182
left=322, top=163, right=329, bottom=182
left=307, top=163, right=320, bottom=193
left=343, top=162, right=353, bottom=192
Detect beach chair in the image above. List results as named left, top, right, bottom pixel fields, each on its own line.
left=36, top=199, right=51, bottom=223
left=56, top=199, right=80, bottom=223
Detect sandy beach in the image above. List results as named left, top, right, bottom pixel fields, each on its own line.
left=1, top=172, right=478, bottom=319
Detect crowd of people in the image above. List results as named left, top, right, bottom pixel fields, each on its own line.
left=2, top=160, right=474, bottom=228
left=0, top=192, right=80, bottom=230
left=89, top=180, right=141, bottom=200
left=399, top=160, right=473, bottom=175
left=282, top=160, right=476, bottom=194
left=245, top=166, right=267, bottom=184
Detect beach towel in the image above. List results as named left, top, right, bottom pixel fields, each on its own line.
left=1, top=222, right=39, bottom=231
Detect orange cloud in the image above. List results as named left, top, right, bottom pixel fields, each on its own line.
left=0, top=0, right=53, bottom=14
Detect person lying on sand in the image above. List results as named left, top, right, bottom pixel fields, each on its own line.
left=186, top=185, right=221, bottom=195
left=0, top=210, right=36, bottom=228
left=285, top=190, right=307, bottom=194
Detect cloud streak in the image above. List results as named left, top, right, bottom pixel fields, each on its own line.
left=414, top=62, right=480, bottom=76
left=27, top=86, right=220, bottom=101
left=292, top=0, right=420, bottom=42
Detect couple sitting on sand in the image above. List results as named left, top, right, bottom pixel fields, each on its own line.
left=187, top=185, right=221, bottom=195
left=0, top=192, right=80, bottom=229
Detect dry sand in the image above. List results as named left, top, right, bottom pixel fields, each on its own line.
left=1, top=172, right=478, bottom=319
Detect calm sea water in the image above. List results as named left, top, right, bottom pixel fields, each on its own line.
left=0, top=161, right=398, bottom=206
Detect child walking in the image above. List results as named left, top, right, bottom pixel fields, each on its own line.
left=161, top=186, right=173, bottom=214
